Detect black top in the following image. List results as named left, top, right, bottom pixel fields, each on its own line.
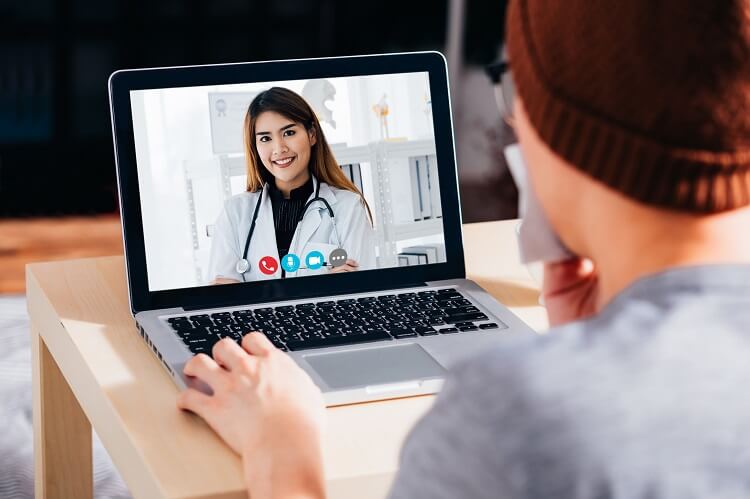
left=268, top=175, right=314, bottom=258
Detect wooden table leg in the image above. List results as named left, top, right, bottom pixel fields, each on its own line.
left=32, top=326, right=93, bottom=499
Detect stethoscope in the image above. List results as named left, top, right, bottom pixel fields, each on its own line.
left=235, top=177, right=343, bottom=279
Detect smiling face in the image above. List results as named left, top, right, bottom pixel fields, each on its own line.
left=254, top=111, right=317, bottom=196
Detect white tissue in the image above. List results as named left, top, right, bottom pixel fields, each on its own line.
left=504, top=143, right=575, bottom=264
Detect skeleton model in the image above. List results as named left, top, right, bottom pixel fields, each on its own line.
left=372, top=93, right=390, bottom=139
left=302, top=79, right=337, bottom=129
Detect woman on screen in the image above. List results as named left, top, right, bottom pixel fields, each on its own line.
left=207, top=86, right=376, bottom=284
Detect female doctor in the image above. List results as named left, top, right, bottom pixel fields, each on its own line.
left=207, top=86, right=376, bottom=284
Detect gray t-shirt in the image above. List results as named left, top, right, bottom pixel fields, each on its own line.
left=389, top=265, right=750, bottom=499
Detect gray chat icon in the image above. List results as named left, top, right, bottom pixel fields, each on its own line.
left=328, top=248, right=348, bottom=268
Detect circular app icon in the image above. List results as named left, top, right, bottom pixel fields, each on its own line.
left=280, top=253, right=300, bottom=272
left=258, top=256, right=278, bottom=275
left=328, top=248, right=348, bottom=268
left=305, top=250, right=325, bottom=270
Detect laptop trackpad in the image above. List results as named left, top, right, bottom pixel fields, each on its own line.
left=304, top=343, right=446, bottom=390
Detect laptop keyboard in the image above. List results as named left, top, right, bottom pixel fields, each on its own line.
left=165, top=288, right=508, bottom=356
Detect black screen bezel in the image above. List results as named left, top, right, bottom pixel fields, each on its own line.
left=109, top=51, right=465, bottom=313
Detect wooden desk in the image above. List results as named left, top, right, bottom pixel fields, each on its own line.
left=27, top=220, right=547, bottom=499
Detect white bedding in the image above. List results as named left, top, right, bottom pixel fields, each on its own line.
left=0, top=296, right=131, bottom=498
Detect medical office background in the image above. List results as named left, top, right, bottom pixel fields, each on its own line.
left=134, top=73, right=449, bottom=291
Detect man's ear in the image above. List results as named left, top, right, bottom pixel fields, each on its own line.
left=309, top=127, right=317, bottom=146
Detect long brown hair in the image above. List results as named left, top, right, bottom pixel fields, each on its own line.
left=242, top=87, right=373, bottom=224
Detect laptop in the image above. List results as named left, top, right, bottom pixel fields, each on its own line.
left=108, top=51, right=534, bottom=406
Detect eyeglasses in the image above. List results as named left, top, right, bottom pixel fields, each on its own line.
left=484, top=60, right=515, bottom=127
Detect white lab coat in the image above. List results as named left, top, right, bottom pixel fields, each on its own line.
left=207, top=177, right=376, bottom=283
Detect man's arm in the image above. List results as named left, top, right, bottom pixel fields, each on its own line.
left=241, top=427, right=325, bottom=499
left=176, top=334, right=326, bottom=499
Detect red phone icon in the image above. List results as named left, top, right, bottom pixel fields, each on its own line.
left=258, top=256, right=278, bottom=275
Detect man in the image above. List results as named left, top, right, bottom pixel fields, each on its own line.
left=176, top=0, right=750, bottom=497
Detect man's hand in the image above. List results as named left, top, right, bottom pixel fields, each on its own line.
left=542, top=258, right=599, bottom=327
left=329, top=259, right=359, bottom=273
left=177, top=333, right=326, bottom=499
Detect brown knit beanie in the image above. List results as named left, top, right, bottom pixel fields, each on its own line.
left=506, top=0, right=750, bottom=213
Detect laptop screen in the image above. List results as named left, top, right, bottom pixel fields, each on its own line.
left=130, top=71, right=447, bottom=292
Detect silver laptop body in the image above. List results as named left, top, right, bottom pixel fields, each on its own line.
left=108, top=51, right=535, bottom=406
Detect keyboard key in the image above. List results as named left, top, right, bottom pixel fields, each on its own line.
left=391, top=328, right=418, bottom=339
left=169, top=321, right=196, bottom=332
left=189, top=315, right=213, bottom=326
left=228, top=324, right=245, bottom=335
left=235, top=318, right=258, bottom=330
left=458, top=325, right=478, bottom=331
left=275, top=305, right=294, bottom=312
left=185, top=336, right=214, bottom=349
left=300, top=330, right=326, bottom=341
left=446, top=312, right=488, bottom=323
left=455, top=306, right=480, bottom=313
left=454, top=321, right=475, bottom=328
left=415, top=326, right=438, bottom=336
left=438, top=327, right=459, bottom=334
left=479, top=323, right=499, bottom=329
left=214, top=325, right=243, bottom=340
left=175, top=326, right=206, bottom=339
left=286, top=330, right=392, bottom=351
left=377, top=294, right=396, bottom=301
left=437, top=292, right=461, bottom=301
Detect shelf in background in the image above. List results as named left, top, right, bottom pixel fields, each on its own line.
left=390, top=217, right=443, bottom=240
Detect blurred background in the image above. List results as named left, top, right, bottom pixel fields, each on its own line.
left=0, top=0, right=517, bottom=291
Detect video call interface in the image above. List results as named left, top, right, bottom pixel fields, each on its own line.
left=130, top=71, right=447, bottom=292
